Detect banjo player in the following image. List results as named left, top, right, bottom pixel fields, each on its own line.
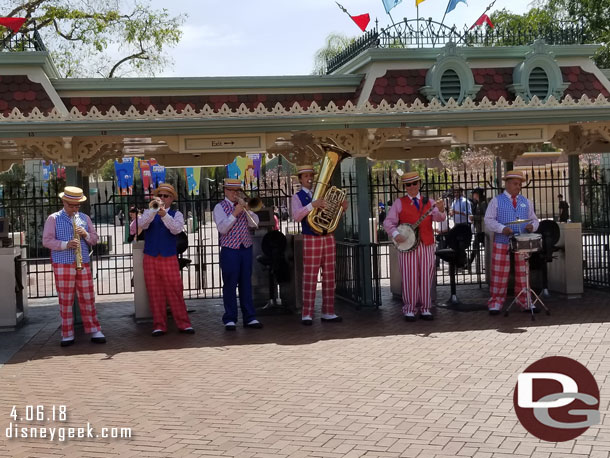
left=383, top=171, right=446, bottom=322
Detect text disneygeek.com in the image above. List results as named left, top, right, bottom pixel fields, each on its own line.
left=4, top=405, right=131, bottom=442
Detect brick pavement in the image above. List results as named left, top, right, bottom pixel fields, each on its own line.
left=0, top=286, right=609, bottom=457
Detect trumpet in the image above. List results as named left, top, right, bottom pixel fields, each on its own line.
left=237, top=192, right=263, bottom=228
left=149, top=198, right=162, bottom=212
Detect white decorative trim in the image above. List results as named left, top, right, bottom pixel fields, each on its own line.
left=2, top=94, right=610, bottom=123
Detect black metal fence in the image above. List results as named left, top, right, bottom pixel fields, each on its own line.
left=327, top=19, right=588, bottom=74
left=1, top=160, right=609, bottom=301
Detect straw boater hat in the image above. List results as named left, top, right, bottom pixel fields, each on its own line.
left=59, top=186, right=87, bottom=203
left=297, top=165, right=315, bottom=176
left=401, top=171, right=421, bottom=184
left=153, top=183, right=177, bottom=199
left=223, top=178, right=243, bottom=189
left=503, top=170, right=526, bottom=182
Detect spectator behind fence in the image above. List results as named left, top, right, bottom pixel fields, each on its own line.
left=558, top=194, right=570, bottom=222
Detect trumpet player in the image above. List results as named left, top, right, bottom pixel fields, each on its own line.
left=383, top=172, right=445, bottom=322
left=42, top=186, right=106, bottom=347
left=213, top=178, right=263, bottom=331
left=291, top=165, right=347, bottom=325
left=137, top=183, right=194, bottom=336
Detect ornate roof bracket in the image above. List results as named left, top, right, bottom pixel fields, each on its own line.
left=15, top=136, right=124, bottom=174
left=550, top=125, right=600, bottom=155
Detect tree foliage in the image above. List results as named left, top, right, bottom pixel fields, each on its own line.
left=491, top=0, right=610, bottom=68
left=2, top=0, right=186, bottom=77
left=312, top=33, right=355, bottom=75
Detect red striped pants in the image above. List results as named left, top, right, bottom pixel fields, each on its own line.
left=302, top=234, right=336, bottom=318
left=398, top=243, right=436, bottom=314
left=53, top=263, right=101, bottom=338
left=488, top=242, right=528, bottom=310
left=143, top=254, right=192, bottom=331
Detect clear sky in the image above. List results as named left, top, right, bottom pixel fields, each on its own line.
left=150, top=0, right=532, bottom=77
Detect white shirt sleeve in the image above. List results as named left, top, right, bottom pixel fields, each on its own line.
left=214, top=202, right=236, bottom=235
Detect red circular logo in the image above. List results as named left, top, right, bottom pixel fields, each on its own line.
left=513, top=356, right=600, bottom=442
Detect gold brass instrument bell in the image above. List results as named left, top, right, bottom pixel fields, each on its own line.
left=307, top=140, right=351, bottom=235
left=238, top=191, right=263, bottom=228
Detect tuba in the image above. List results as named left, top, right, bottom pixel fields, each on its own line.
left=307, top=141, right=351, bottom=235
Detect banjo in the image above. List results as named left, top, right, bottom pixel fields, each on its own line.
left=393, top=198, right=440, bottom=252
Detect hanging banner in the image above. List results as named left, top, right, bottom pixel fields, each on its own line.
left=151, top=164, right=166, bottom=187
left=226, top=153, right=262, bottom=190
left=138, top=159, right=156, bottom=193
left=114, top=157, right=135, bottom=195
left=184, top=167, right=202, bottom=195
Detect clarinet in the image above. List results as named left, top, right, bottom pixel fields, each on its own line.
left=72, top=216, right=83, bottom=271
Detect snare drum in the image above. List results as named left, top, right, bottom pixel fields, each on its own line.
left=510, top=233, right=542, bottom=253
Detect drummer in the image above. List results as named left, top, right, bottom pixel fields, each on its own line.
left=384, top=171, right=446, bottom=321
left=484, top=170, right=539, bottom=314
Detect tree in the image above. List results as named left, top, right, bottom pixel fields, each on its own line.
left=491, top=1, right=610, bottom=68
left=1, top=0, right=186, bottom=77
left=312, top=33, right=355, bottom=75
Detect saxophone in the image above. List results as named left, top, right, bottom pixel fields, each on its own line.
left=72, top=216, right=83, bottom=271
left=307, top=140, right=352, bottom=235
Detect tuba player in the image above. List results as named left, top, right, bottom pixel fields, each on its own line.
left=291, top=165, right=348, bottom=325
left=383, top=172, right=445, bottom=322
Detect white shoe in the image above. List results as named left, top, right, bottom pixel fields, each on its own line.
left=321, top=314, right=339, bottom=320
left=91, top=331, right=105, bottom=339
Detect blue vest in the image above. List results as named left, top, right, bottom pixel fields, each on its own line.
left=495, top=193, right=530, bottom=245
left=297, top=190, right=318, bottom=236
left=51, top=210, right=91, bottom=264
left=143, top=209, right=178, bottom=257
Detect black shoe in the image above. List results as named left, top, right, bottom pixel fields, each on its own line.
left=244, top=321, right=263, bottom=329
left=321, top=316, right=343, bottom=323
left=420, top=313, right=434, bottom=321
left=523, top=307, right=541, bottom=314
left=179, top=328, right=195, bottom=334
left=60, top=339, right=75, bottom=347
left=225, top=324, right=236, bottom=331
left=404, top=315, right=417, bottom=322
left=91, top=337, right=107, bottom=344
left=152, top=330, right=166, bottom=337
left=301, top=319, right=313, bottom=326
left=489, top=309, right=501, bottom=316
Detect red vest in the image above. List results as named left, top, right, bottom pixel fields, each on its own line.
left=399, top=196, right=435, bottom=246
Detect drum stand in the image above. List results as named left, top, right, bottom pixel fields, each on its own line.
left=504, top=251, right=551, bottom=321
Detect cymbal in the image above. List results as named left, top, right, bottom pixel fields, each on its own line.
left=504, top=219, right=532, bottom=225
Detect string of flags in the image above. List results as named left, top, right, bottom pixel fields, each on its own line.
left=336, top=0, right=495, bottom=32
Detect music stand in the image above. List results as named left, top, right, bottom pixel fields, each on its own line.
left=503, top=226, right=551, bottom=320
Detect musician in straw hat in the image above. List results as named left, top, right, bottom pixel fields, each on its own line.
left=383, top=171, right=446, bottom=321
left=291, top=164, right=348, bottom=325
left=213, top=178, right=263, bottom=331
left=137, top=183, right=194, bottom=336
left=42, top=186, right=106, bottom=347
left=484, top=170, right=539, bottom=315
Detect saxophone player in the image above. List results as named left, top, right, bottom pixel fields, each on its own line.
left=291, top=165, right=348, bottom=325
left=42, top=186, right=106, bottom=347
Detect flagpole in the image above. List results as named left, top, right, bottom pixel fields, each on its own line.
left=416, top=5, right=419, bottom=47
left=387, top=11, right=405, bottom=46
left=468, top=0, right=496, bottom=30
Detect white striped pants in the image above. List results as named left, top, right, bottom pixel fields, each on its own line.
left=398, top=243, right=436, bottom=315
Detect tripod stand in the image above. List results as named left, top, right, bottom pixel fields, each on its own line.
left=504, top=249, right=551, bottom=320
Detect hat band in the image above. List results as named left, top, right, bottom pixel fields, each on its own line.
left=62, top=193, right=83, bottom=201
